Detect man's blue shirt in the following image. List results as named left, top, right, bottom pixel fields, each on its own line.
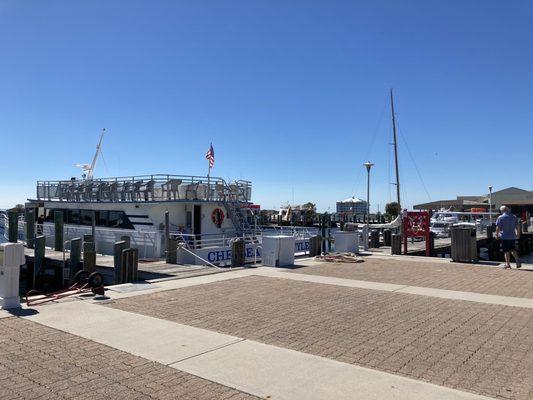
left=496, top=213, right=518, bottom=240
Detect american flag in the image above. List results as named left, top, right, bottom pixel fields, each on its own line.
left=205, top=143, right=215, bottom=168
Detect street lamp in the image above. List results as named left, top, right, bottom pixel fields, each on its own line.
left=363, top=161, right=374, bottom=224
left=488, top=185, right=493, bottom=224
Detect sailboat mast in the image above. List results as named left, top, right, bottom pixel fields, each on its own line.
left=390, top=88, right=401, bottom=209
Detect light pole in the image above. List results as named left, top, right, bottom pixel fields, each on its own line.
left=488, top=185, right=493, bottom=224
left=364, top=161, right=374, bottom=224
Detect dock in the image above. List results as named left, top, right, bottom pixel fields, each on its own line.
left=22, top=247, right=223, bottom=286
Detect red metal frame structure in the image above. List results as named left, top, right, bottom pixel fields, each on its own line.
left=402, top=210, right=431, bottom=256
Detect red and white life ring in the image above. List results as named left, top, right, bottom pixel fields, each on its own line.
left=211, top=208, right=225, bottom=228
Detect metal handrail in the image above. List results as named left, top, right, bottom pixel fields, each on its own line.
left=36, top=174, right=252, bottom=203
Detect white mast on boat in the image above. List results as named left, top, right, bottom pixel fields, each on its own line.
left=390, top=89, right=401, bottom=209
left=76, top=128, right=106, bottom=180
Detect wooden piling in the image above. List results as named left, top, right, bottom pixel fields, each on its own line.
left=131, top=248, right=139, bottom=282
left=54, top=210, right=64, bottom=251
left=113, top=241, right=127, bottom=284
left=34, top=235, right=46, bottom=288
left=83, top=234, right=94, bottom=243
left=167, top=238, right=178, bottom=264
left=120, top=235, right=131, bottom=249
left=391, top=234, right=402, bottom=255
left=25, top=208, right=35, bottom=249
left=7, top=210, right=18, bottom=243
left=231, top=238, right=245, bottom=268
left=165, top=211, right=170, bottom=263
left=83, top=241, right=96, bottom=273
left=69, top=238, right=82, bottom=281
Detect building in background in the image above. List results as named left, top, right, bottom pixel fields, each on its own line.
left=335, top=196, right=367, bottom=222
left=414, top=186, right=533, bottom=222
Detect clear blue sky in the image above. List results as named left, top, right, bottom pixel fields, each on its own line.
left=1, top=1, right=532, bottom=211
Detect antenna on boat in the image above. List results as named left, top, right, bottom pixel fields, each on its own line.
left=390, top=89, right=401, bottom=209
left=75, top=128, right=106, bottom=180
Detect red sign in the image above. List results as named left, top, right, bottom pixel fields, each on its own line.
left=402, top=211, right=431, bottom=256
left=241, top=204, right=260, bottom=209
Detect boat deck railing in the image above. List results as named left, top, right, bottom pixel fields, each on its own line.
left=36, top=174, right=252, bottom=203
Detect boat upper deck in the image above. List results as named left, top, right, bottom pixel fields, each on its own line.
left=35, top=174, right=252, bottom=203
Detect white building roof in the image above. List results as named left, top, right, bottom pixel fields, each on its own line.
left=338, top=197, right=366, bottom=204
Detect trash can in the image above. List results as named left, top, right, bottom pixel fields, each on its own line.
left=451, top=225, right=477, bottom=263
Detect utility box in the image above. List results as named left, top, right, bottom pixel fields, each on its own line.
left=451, top=225, right=478, bottom=263
left=0, top=243, right=25, bottom=309
left=333, top=231, right=359, bottom=253
left=262, top=236, right=295, bottom=267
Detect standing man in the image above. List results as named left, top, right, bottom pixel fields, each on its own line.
left=496, top=205, right=522, bottom=269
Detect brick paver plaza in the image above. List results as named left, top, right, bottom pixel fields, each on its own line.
left=291, top=257, right=533, bottom=298
left=0, top=318, right=258, bottom=400
left=3, top=255, right=533, bottom=399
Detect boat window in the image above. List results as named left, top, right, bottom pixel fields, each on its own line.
left=80, top=210, right=93, bottom=225
left=68, top=209, right=80, bottom=224
left=43, top=209, right=134, bottom=229
left=97, top=211, right=109, bottom=226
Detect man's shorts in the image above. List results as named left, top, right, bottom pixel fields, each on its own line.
left=501, top=239, right=516, bottom=252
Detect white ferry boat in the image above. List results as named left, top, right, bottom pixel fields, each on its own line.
left=17, top=174, right=314, bottom=265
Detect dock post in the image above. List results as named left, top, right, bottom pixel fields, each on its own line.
left=34, top=235, right=46, bottom=289
left=7, top=210, right=18, bottom=243
left=391, top=234, right=402, bottom=255
left=383, top=229, right=392, bottom=246
left=321, top=215, right=327, bottom=254
left=121, top=235, right=131, bottom=249
left=131, top=248, right=139, bottom=281
left=362, top=225, right=369, bottom=251
left=69, top=238, right=82, bottom=280
left=165, top=211, right=170, bottom=263
left=167, top=238, right=178, bottom=264
left=370, top=230, right=380, bottom=248
left=113, top=241, right=127, bottom=284
left=25, top=208, right=36, bottom=249
left=83, top=241, right=96, bottom=273
left=309, top=235, right=322, bottom=257
left=231, top=238, right=245, bottom=268
left=54, top=211, right=64, bottom=252
left=122, top=248, right=137, bottom=283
